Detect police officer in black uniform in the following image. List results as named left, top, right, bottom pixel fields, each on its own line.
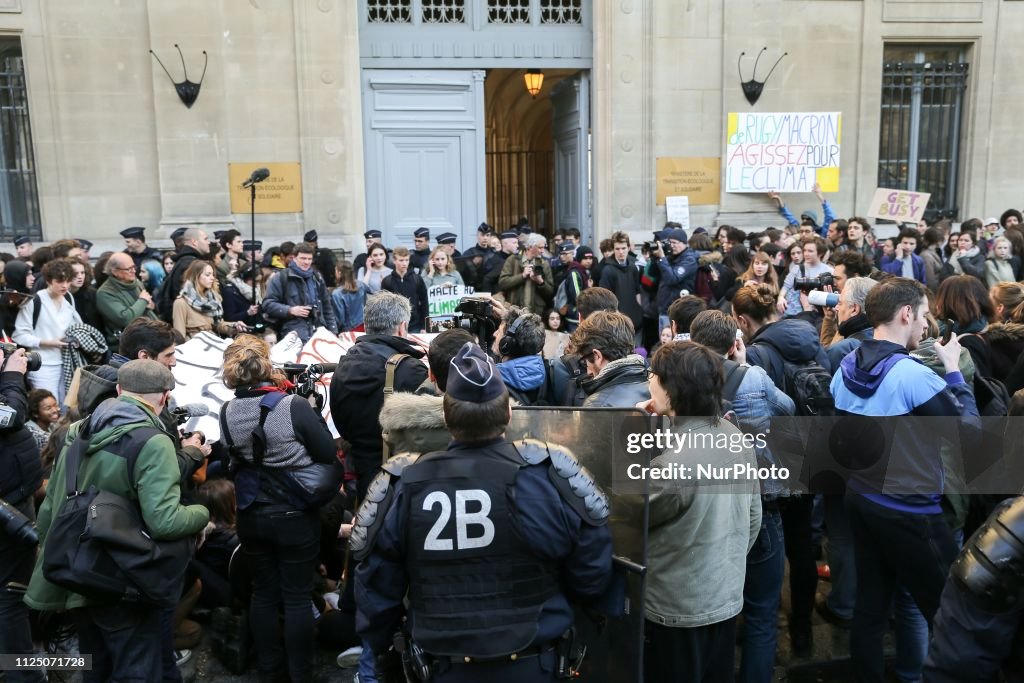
left=121, top=226, right=162, bottom=276
left=410, top=227, right=432, bottom=274
left=924, top=494, right=1024, bottom=681
left=351, top=342, right=613, bottom=682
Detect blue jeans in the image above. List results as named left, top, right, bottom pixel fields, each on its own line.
left=893, top=589, right=927, bottom=683
left=238, top=505, right=321, bottom=683
left=738, top=507, right=785, bottom=683
left=75, top=604, right=163, bottom=683
left=845, top=495, right=957, bottom=682
left=358, top=640, right=378, bottom=681
left=823, top=494, right=856, bottom=619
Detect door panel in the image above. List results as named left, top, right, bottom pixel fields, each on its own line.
left=363, top=70, right=485, bottom=251
left=551, top=72, right=591, bottom=244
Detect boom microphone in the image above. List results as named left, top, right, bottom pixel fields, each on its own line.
left=242, top=167, right=270, bottom=188
left=172, top=403, right=211, bottom=420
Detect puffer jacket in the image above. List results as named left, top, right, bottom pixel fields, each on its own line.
left=25, top=396, right=210, bottom=611
left=580, top=355, right=650, bottom=408
left=379, top=392, right=450, bottom=456
left=497, top=354, right=549, bottom=405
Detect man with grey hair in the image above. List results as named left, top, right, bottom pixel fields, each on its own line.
left=330, top=291, right=428, bottom=499
left=96, top=252, right=159, bottom=344
left=498, top=232, right=554, bottom=316
left=826, top=276, right=878, bottom=370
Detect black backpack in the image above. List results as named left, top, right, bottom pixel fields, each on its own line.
left=754, top=340, right=835, bottom=417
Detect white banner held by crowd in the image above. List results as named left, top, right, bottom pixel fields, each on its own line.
left=170, top=328, right=437, bottom=442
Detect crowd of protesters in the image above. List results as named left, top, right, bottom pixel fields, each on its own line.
left=0, top=189, right=1022, bottom=683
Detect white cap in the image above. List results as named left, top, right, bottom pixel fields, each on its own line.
left=984, top=217, right=1000, bottom=227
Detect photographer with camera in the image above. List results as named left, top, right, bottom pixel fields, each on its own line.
left=498, top=233, right=554, bottom=316
left=777, top=236, right=833, bottom=317
left=262, top=243, right=338, bottom=343
left=0, top=346, right=45, bottom=683
left=650, top=228, right=698, bottom=334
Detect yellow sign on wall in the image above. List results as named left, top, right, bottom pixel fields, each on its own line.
left=656, top=157, right=721, bottom=206
left=229, top=163, right=303, bottom=214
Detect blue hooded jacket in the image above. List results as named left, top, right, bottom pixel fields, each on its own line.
left=745, top=318, right=832, bottom=389
left=831, top=339, right=978, bottom=514
left=497, top=355, right=547, bottom=393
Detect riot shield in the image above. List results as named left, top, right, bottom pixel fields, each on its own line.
left=508, top=407, right=653, bottom=683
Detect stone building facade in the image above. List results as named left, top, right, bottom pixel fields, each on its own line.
left=0, top=0, right=1016, bottom=253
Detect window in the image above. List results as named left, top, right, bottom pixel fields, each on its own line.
left=878, top=46, right=968, bottom=221
left=367, top=0, right=412, bottom=23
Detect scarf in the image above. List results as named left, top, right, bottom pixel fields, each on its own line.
left=60, top=322, right=108, bottom=398
left=181, top=280, right=224, bottom=320
left=288, top=261, right=318, bottom=307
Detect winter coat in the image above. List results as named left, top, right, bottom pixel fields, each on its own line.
left=880, top=252, right=928, bottom=285
left=580, top=355, right=651, bottom=408
left=745, top=318, right=832, bottom=389
left=329, top=335, right=428, bottom=480
left=497, top=354, right=548, bottom=405
left=96, top=276, right=158, bottom=345
left=498, top=256, right=555, bottom=316
left=379, top=392, right=450, bottom=456
left=165, top=247, right=205, bottom=305
left=646, top=416, right=760, bottom=627
left=655, top=248, right=699, bottom=314
left=826, top=313, right=875, bottom=371
left=262, top=265, right=338, bottom=342
left=381, top=271, right=429, bottom=333
left=72, top=286, right=100, bottom=330
left=950, top=247, right=986, bottom=282
left=981, top=321, right=1024, bottom=382
left=920, top=247, right=946, bottom=291
left=172, top=296, right=235, bottom=341
left=25, top=396, right=210, bottom=611
left=984, top=258, right=1016, bottom=287
left=598, top=258, right=643, bottom=327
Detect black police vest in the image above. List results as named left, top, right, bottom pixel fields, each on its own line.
left=401, top=443, right=559, bottom=659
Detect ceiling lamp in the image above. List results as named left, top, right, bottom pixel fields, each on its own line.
left=524, top=69, right=544, bottom=99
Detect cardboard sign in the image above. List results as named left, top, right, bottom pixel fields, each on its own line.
left=866, top=188, right=931, bottom=222
left=665, top=196, right=691, bottom=231
left=656, top=157, right=721, bottom=205
left=229, top=162, right=303, bottom=213
left=427, top=283, right=473, bottom=316
left=725, top=112, right=841, bottom=193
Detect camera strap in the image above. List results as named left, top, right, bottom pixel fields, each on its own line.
left=381, top=354, right=411, bottom=463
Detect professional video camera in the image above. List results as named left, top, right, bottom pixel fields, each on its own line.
left=281, top=362, right=336, bottom=413
left=0, top=341, right=42, bottom=373
left=424, top=297, right=499, bottom=349
left=793, top=272, right=834, bottom=293
left=643, top=240, right=667, bottom=253
left=0, top=497, right=38, bottom=547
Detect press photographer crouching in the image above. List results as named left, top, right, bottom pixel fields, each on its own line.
left=0, top=346, right=45, bottom=683
left=219, top=335, right=342, bottom=683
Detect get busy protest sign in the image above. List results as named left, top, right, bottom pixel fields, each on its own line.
left=865, top=188, right=931, bottom=222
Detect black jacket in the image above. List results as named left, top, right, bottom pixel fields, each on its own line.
left=0, top=369, right=42, bottom=586
left=315, top=247, right=337, bottom=288
left=164, top=247, right=207, bottom=314
left=329, top=335, right=428, bottom=483
left=482, top=251, right=514, bottom=294
left=598, top=258, right=643, bottom=327
left=381, top=271, right=429, bottom=333
left=72, top=286, right=100, bottom=331
left=746, top=317, right=832, bottom=389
